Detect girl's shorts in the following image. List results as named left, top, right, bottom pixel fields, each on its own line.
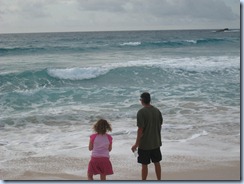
left=88, top=157, right=114, bottom=175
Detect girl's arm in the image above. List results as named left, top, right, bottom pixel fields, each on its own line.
left=89, top=134, right=96, bottom=151
left=108, top=143, right=112, bottom=152
left=107, top=134, right=113, bottom=152
left=88, top=140, right=93, bottom=151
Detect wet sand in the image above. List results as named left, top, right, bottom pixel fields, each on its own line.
left=1, top=155, right=240, bottom=181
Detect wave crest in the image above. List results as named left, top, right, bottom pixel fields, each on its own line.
left=119, top=42, right=141, bottom=46
left=47, top=67, right=109, bottom=80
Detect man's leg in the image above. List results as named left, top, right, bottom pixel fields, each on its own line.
left=154, top=162, right=161, bottom=180
left=142, top=164, right=148, bottom=180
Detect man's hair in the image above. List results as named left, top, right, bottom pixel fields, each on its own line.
left=140, top=92, right=151, bottom=104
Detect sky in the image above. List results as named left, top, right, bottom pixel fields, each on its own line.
left=0, top=0, right=241, bottom=34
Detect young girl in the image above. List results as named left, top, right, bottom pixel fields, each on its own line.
left=87, top=119, right=114, bottom=180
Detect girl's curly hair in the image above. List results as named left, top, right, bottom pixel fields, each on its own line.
left=93, top=119, right=112, bottom=134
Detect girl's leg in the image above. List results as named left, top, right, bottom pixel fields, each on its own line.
left=87, top=172, right=94, bottom=180
left=100, top=174, right=106, bottom=180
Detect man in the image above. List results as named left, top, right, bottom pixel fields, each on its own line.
left=131, top=92, right=163, bottom=180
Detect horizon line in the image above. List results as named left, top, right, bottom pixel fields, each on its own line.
left=0, top=27, right=240, bottom=35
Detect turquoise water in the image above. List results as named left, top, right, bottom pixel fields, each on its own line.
left=0, top=30, right=240, bottom=170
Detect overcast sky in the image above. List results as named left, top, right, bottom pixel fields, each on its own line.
left=0, top=0, right=240, bottom=34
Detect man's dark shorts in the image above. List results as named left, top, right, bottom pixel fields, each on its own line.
left=138, top=147, right=162, bottom=165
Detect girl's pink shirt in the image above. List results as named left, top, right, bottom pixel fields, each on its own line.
left=90, top=133, right=112, bottom=158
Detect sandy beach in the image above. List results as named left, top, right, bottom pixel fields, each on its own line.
left=1, top=154, right=240, bottom=181
left=1, top=131, right=241, bottom=181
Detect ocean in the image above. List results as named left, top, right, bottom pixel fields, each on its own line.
left=0, top=29, right=240, bottom=178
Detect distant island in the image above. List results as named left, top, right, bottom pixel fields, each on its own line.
left=215, top=28, right=229, bottom=32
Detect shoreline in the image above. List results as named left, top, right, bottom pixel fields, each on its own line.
left=1, top=156, right=240, bottom=181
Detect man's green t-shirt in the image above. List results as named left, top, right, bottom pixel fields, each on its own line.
left=137, top=106, right=163, bottom=150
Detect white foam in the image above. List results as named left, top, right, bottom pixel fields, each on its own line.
left=168, top=130, right=208, bottom=143
left=181, top=130, right=208, bottom=142
left=164, top=124, right=193, bottom=130
left=158, top=56, right=239, bottom=72
left=185, top=40, right=197, bottom=44
left=47, top=67, right=109, bottom=80
left=45, top=55, right=239, bottom=81
left=119, top=42, right=141, bottom=46
left=14, top=88, right=42, bottom=96
left=111, top=55, right=239, bottom=72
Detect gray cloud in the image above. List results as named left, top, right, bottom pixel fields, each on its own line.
left=0, top=0, right=240, bottom=33
left=77, top=0, right=126, bottom=12
left=75, top=0, right=238, bottom=20
left=21, top=2, right=50, bottom=18
left=181, top=0, right=237, bottom=20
